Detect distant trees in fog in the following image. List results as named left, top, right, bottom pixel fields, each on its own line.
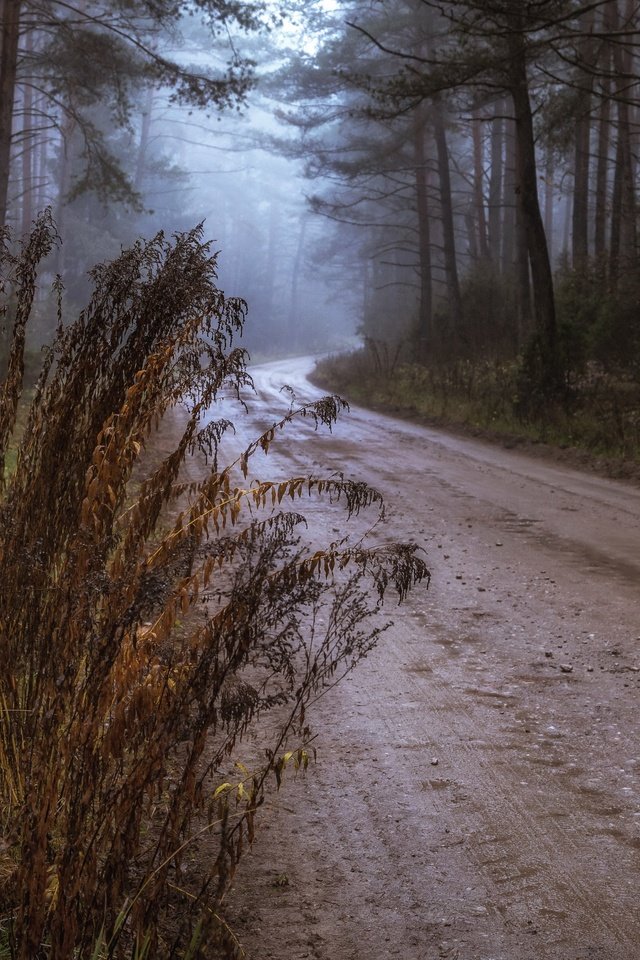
left=278, top=0, right=640, bottom=380
left=2, top=1, right=640, bottom=376
left=0, top=1, right=262, bottom=232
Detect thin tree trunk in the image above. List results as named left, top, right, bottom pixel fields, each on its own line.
left=262, top=200, right=279, bottom=326
left=571, top=8, right=596, bottom=268
left=134, top=88, right=154, bottom=193
left=35, top=126, right=47, bottom=213
left=0, top=0, right=21, bottom=228
left=432, top=97, right=463, bottom=332
left=488, top=99, right=504, bottom=263
left=20, top=30, right=34, bottom=236
left=414, top=114, right=433, bottom=355
left=501, top=111, right=517, bottom=276
left=618, top=0, right=637, bottom=261
left=594, top=58, right=611, bottom=262
left=287, top=214, right=307, bottom=345
left=572, top=109, right=591, bottom=266
left=609, top=0, right=637, bottom=286
left=472, top=111, right=489, bottom=260
left=53, top=114, right=76, bottom=274
left=465, top=211, right=478, bottom=263
left=544, top=149, right=554, bottom=261
left=610, top=127, right=623, bottom=286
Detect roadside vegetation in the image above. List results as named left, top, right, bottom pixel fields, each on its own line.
left=0, top=215, right=427, bottom=959
left=313, top=264, right=640, bottom=470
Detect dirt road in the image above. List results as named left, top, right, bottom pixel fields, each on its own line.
left=220, top=357, right=640, bottom=960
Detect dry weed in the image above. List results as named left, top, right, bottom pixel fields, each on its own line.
left=0, top=214, right=428, bottom=958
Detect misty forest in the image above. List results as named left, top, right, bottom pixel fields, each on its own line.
left=1, top=1, right=640, bottom=958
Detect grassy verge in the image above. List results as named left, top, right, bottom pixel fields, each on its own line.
left=312, top=347, right=640, bottom=481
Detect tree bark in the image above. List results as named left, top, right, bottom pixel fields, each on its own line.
left=287, top=213, right=308, bottom=345
left=134, top=88, right=154, bottom=193
left=507, top=18, right=558, bottom=376
left=544, top=149, right=554, bottom=261
left=20, top=28, right=33, bottom=237
left=262, top=199, right=279, bottom=325
left=413, top=113, right=433, bottom=355
left=571, top=8, right=596, bottom=268
left=432, top=97, right=463, bottom=332
left=0, top=0, right=21, bottom=228
left=609, top=0, right=637, bottom=286
left=53, top=113, right=76, bottom=274
left=594, top=48, right=611, bottom=262
left=515, top=184, right=532, bottom=344
left=501, top=110, right=517, bottom=276
left=472, top=111, right=489, bottom=260
left=488, top=99, right=504, bottom=263
left=572, top=111, right=591, bottom=266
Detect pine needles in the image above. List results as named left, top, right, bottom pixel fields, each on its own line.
left=0, top=214, right=428, bottom=959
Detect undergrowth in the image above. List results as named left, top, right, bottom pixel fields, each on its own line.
left=313, top=344, right=640, bottom=462
left=0, top=214, right=428, bottom=959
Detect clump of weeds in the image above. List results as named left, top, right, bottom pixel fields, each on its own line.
left=0, top=213, right=428, bottom=958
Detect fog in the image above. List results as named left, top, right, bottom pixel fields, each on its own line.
left=2, top=1, right=639, bottom=368
left=0, top=2, right=365, bottom=360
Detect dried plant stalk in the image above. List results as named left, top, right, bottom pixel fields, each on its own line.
left=0, top=214, right=428, bottom=959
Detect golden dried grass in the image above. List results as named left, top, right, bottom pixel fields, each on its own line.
left=0, top=215, right=428, bottom=958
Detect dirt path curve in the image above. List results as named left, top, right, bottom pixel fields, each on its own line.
left=215, top=357, right=640, bottom=960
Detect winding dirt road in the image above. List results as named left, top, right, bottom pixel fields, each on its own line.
left=222, top=357, right=640, bottom=960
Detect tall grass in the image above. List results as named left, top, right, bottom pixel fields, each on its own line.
left=0, top=214, right=428, bottom=958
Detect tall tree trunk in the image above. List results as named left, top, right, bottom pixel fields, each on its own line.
left=465, top=210, right=478, bottom=263
left=287, top=213, right=307, bottom=345
left=515, top=187, right=532, bottom=345
left=20, top=29, right=33, bottom=236
left=610, top=127, right=623, bottom=286
left=502, top=104, right=531, bottom=336
left=544, top=149, right=554, bottom=261
left=34, top=125, right=47, bottom=214
left=572, top=110, right=591, bottom=267
left=605, top=2, right=637, bottom=290
left=432, top=97, right=463, bottom=332
left=472, top=111, right=489, bottom=260
left=262, top=200, right=279, bottom=327
left=571, top=8, right=596, bottom=268
left=0, top=0, right=21, bottom=228
left=488, top=99, right=504, bottom=263
left=413, top=114, right=433, bottom=356
left=594, top=53, right=611, bottom=262
left=53, top=114, right=76, bottom=274
left=134, top=88, right=154, bottom=193
left=508, top=21, right=558, bottom=379
left=609, top=0, right=637, bottom=287
left=501, top=110, right=517, bottom=276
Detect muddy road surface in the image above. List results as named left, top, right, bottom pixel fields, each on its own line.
left=218, top=357, right=640, bottom=960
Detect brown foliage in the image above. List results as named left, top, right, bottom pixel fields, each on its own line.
left=0, top=215, right=428, bottom=958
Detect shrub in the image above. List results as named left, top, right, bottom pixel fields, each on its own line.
left=0, top=214, right=428, bottom=958
left=555, top=261, right=640, bottom=374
